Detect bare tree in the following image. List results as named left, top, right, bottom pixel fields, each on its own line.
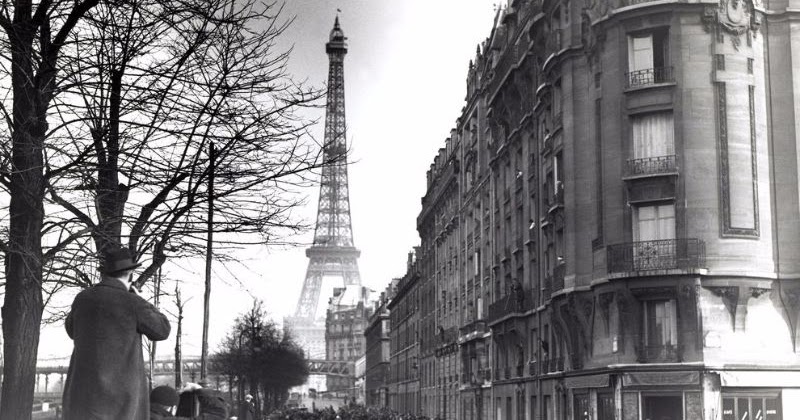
left=43, top=0, right=334, bottom=290
left=0, top=1, right=101, bottom=417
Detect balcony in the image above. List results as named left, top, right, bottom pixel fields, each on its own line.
left=624, top=155, right=678, bottom=178
left=541, top=357, right=564, bottom=373
left=636, top=343, right=682, bottom=363
left=552, top=263, right=565, bottom=293
left=487, top=287, right=534, bottom=323
left=607, top=238, right=706, bottom=273
left=543, top=276, right=552, bottom=300
left=527, top=360, right=538, bottom=376
left=487, top=44, right=520, bottom=99
left=542, top=134, right=554, bottom=154
left=625, top=66, right=674, bottom=89
left=459, top=319, right=488, bottom=340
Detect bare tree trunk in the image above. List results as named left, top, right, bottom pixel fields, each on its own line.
left=201, top=142, right=214, bottom=380
left=2, top=18, right=49, bottom=420
left=175, top=285, right=184, bottom=388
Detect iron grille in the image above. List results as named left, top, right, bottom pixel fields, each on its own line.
left=607, top=238, right=705, bottom=273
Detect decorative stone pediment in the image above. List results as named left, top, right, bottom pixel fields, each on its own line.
left=702, top=0, right=762, bottom=49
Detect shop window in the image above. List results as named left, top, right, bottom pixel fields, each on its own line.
left=574, top=394, right=590, bottom=420
left=722, top=394, right=782, bottom=420
left=642, top=394, right=682, bottom=420
left=598, top=394, right=615, bottom=420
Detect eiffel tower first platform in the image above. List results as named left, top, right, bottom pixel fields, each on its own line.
left=285, top=16, right=361, bottom=371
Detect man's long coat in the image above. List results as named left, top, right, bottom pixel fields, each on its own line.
left=62, top=278, right=171, bottom=420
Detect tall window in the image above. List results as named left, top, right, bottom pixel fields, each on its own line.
left=627, top=29, right=669, bottom=86
left=633, top=203, right=675, bottom=242
left=643, top=299, right=677, bottom=347
left=632, top=112, right=674, bottom=159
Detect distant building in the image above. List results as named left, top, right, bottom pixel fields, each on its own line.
left=365, top=279, right=398, bottom=407
left=386, top=251, right=422, bottom=416
left=386, top=0, right=800, bottom=419
left=325, top=285, right=373, bottom=393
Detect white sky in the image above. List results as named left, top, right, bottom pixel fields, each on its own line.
left=38, top=0, right=500, bottom=360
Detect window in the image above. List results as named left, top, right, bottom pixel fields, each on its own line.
left=643, top=299, right=677, bottom=348
left=633, top=204, right=675, bottom=242
left=598, top=394, right=615, bottom=420
left=632, top=112, right=674, bottom=159
left=574, top=394, right=590, bottom=420
left=642, top=395, right=682, bottom=420
left=723, top=394, right=782, bottom=420
left=627, top=29, right=669, bottom=87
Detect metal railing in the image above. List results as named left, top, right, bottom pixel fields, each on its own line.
left=459, top=319, right=488, bottom=337
left=528, top=360, right=538, bottom=376
left=624, top=155, right=677, bottom=177
left=552, top=263, right=565, bottom=292
left=625, top=66, right=674, bottom=89
left=607, top=238, right=705, bottom=273
left=487, top=287, right=534, bottom=322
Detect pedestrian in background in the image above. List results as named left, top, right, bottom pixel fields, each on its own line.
left=62, top=246, right=171, bottom=419
left=239, top=394, right=256, bottom=420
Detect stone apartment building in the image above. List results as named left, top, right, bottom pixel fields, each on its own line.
left=383, top=0, right=800, bottom=419
left=365, top=280, right=398, bottom=407
left=386, top=253, right=422, bottom=414
left=325, top=286, right=373, bottom=392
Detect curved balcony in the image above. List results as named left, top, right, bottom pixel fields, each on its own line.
left=607, top=238, right=705, bottom=274
left=623, top=155, right=678, bottom=179
left=625, top=66, right=674, bottom=89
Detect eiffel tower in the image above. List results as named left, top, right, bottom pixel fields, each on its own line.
left=285, top=16, right=361, bottom=364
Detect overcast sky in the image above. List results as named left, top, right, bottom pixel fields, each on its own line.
left=39, top=0, right=500, bottom=361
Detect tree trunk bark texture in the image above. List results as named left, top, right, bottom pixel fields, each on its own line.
left=2, top=23, right=47, bottom=420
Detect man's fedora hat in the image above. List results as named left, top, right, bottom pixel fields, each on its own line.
left=102, top=247, right=142, bottom=275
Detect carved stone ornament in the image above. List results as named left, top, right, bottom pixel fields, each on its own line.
left=702, top=0, right=762, bottom=50
left=707, top=286, right=739, bottom=329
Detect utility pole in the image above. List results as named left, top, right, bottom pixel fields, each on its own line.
left=149, top=266, right=162, bottom=388
left=201, top=142, right=214, bottom=380
left=175, top=285, right=184, bottom=388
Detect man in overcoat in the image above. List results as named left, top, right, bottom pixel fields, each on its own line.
left=62, top=247, right=171, bottom=419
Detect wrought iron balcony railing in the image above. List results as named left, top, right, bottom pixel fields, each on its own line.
left=607, top=238, right=705, bottom=273
left=552, top=263, right=565, bottom=292
left=625, top=66, right=674, bottom=89
left=528, top=360, right=538, bottom=376
left=459, top=319, right=488, bottom=338
left=488, top=286, right=534, bottom=323
left=624, top=155, right=678, bottom=178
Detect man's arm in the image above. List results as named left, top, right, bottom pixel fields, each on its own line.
left=65, top=310, right=74, bottom=339
left=134, top=295, right=171, bottom=340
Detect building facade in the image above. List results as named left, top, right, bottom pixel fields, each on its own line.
left=365, top=280, right=397, bottom=407
left=325, top=286, right=372, bottom=392
left=386, top=253, right=421, bottom=415
left=385, top=0, right=800, bottom=419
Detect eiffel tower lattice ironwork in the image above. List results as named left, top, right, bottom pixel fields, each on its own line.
left=294, top=16, right=361, bottom=323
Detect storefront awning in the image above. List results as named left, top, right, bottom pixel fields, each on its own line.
left=717, top=370, right=800, bottom=387
left=565, top=374, right=610, bottom=389
left=622, top=371, right=700, bottom=387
